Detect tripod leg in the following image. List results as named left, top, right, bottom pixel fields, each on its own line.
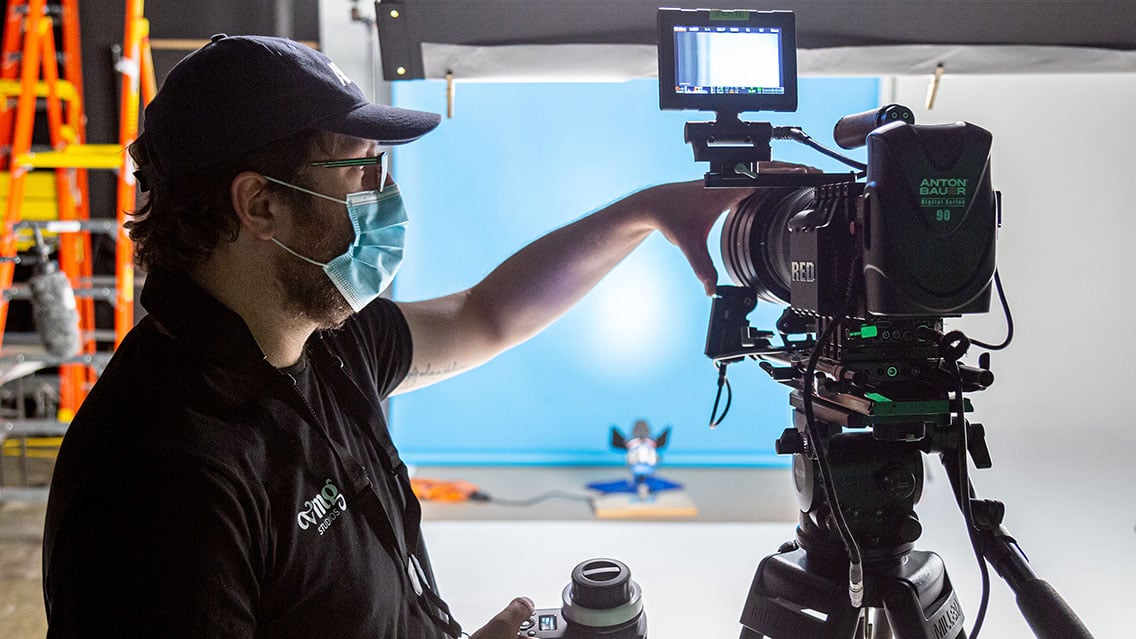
left=868, top=608, right=892, bottom=639
left=855, top=608, right=894, bottom=639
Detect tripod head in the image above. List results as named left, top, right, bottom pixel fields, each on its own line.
left=736, top=338, right=986, bottom=639
left=708, top=295, right=1091, bottom=638
left=765, top=308, right=995, bottom=558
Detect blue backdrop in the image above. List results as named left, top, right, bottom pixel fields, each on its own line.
left=388, top=77, right=878, bottom=466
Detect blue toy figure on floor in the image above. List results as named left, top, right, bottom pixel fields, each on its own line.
left=587, top=420, right=682, bottom=500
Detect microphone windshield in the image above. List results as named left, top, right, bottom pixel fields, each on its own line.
left=29, top=262, right=82, bottom=359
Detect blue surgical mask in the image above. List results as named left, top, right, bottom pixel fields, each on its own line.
left=264, top=177, right=408, bottom=312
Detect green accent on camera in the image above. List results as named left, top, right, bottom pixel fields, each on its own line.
left=710, top=10, right=749, bottom=20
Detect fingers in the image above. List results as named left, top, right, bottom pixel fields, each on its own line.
left=469, top=596, right=535, bottom=639
left=683, top=183, right=749, bottom=296
left=639, top=181, right=753, bottom=296
left=679, top=241, right=718, bottom=297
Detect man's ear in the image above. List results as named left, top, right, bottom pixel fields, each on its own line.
left=231, top=171, right=278, bottom=240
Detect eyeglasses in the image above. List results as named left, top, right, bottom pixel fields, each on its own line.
left=309, top=151, right=388, bottom=187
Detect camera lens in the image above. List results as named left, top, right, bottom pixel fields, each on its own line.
left=570, top=559, right=632, bottom=609
left=721, top=187, right=816, bottom=306
left=560, top=558, right=645, bottom=632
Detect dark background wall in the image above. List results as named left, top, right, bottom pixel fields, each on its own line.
left=75, top=1, right=320, bottom=220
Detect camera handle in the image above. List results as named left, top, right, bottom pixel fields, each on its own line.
left=685, top=114, right=870, bottom=190
left=685, top=112, right=772, bottom=187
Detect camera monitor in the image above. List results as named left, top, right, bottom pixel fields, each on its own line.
left=658, top=8, right=797, bottom=114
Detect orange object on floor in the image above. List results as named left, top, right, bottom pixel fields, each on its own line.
left=410, top=478, right=483, bottom=502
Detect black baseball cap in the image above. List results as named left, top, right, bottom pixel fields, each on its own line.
left=134, top=34, right=440, bottom=191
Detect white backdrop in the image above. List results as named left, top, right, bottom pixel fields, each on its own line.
left=880, top=72, right=1136, bottom=639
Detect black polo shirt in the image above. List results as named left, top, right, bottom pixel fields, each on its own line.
left=42, top=269, right=449, bottom=638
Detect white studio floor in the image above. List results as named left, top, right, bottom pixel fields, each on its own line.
left=417, top=464, right=1127, bottom=639
left=1, top=462, right=1128, bottom=638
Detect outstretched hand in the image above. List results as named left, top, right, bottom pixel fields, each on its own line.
left=469, top=597, right=535, bottom=639
left=633, top=161, right=818, bottom=295
left=630, top=180, right=749, bottom=295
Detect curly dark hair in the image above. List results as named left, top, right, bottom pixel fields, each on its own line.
left=125, top=130, right=335, bottom=274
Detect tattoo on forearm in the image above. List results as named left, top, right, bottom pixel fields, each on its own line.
left=402, top=361, right=467, bottom=388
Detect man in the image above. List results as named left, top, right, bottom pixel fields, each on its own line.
left=42, top=35, right=750, bottom=637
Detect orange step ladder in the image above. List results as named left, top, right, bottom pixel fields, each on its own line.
left=0, top=0, right=154, bottom=499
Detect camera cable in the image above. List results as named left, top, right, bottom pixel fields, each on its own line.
left=709, top=362, right=733, bottom=428
left=482, top=490, right=593, bottom=508
left=969, top=270, right=1014, bottom=351
left=800, top=260, right=866, bottom=607
left=802, top=312, right=865, bottom=607
left=773, top=126, right=867, bottom=173
left=948, top=357, right=992, bottom=639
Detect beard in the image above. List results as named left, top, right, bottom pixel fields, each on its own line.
left=273, top=205, right=355, bottom=330
left=274, top=253, right=353, bottom=330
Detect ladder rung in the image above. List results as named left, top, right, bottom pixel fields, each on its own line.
left=4, top=283, right=117, bottom=301
left=84, top=329, right=117, bottom=342
left=80, top=275, right=125, bottom=288
left=0, top=487, right=51, bottom=503
left=0, top=350, right=113, bottom=368
left=0, top=78, right=80, bottom=102
left=2, top=420, right=70, bottom=437
left=14, top=144, right=125, bottom=169
left=0, top=170, right=56, bottom=196
left=2, top=328, right=118, bottom=344
left=10, top=219, right=119, bottom=235
left=0, top=172, right=62, bottom=220
left=0, top=199, right=57, bottom=218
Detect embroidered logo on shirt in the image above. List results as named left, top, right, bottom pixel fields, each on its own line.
left=297, top=479, right=348, bottom=536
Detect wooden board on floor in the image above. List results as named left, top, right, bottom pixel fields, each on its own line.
left=590, top=490, right=699, bottom=519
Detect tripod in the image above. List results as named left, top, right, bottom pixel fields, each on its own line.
left=737, top=389, right=1094, bottom=639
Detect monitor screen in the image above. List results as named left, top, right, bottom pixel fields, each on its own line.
left=659, top=9, right=797, bottom=113
left=674, top=26, right=785, bottom=96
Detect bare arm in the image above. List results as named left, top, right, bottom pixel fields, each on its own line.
left=392, top=181, right=752, bottom=394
